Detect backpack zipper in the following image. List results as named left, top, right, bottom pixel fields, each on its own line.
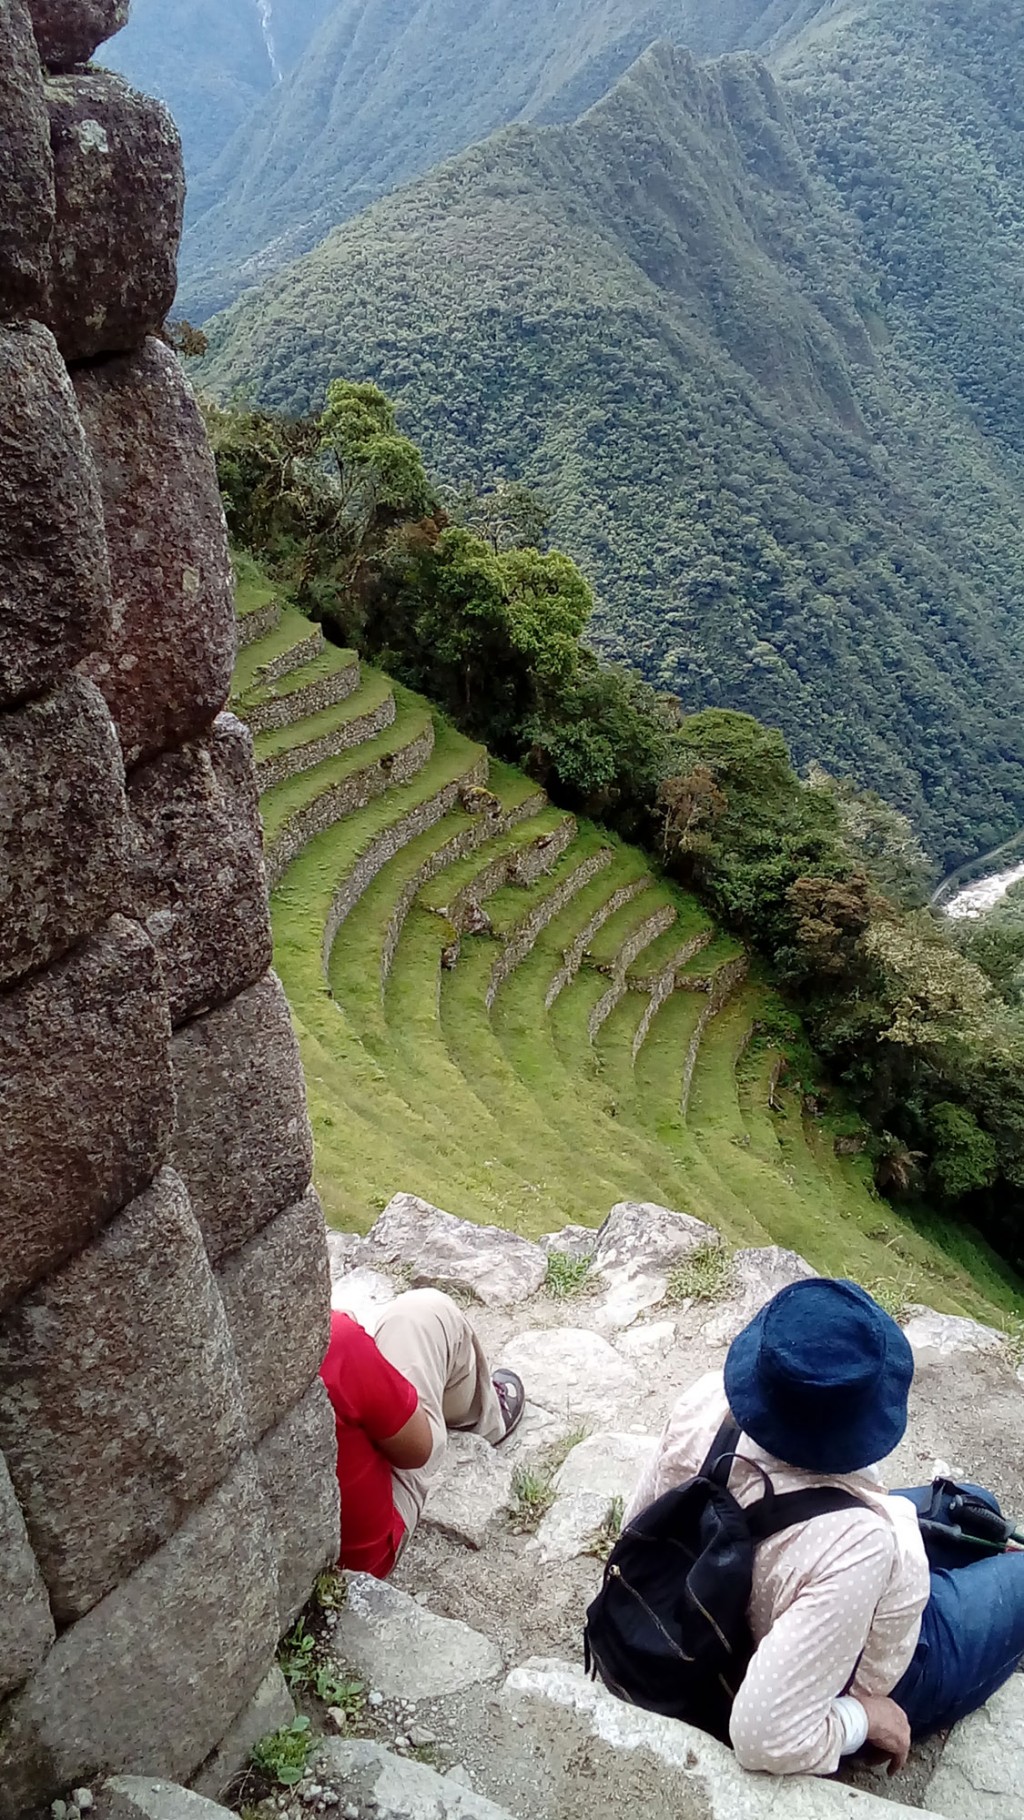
left=608, top=1563, right=696, bottom=1662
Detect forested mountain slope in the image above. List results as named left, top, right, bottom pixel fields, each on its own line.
left=177, top=0, right=829, bottom=320
left=201, top=36, right=1024, bottom=868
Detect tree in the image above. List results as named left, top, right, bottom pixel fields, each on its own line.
left=658, top=765, right=726, bottom=863
left=441, top=479, right=550, bottom=552
left=319, top=380, right=434, bottom=546
left=926, top=1102, right=999, bottom=1201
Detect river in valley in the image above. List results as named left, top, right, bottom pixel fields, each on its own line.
left=944, top=860, right=1024, bottom=920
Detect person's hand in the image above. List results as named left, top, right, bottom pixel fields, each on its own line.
left=858, top=1694, right=912, bottom=1775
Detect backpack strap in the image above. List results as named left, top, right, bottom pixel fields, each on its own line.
left=747, top=1485, right=866, bottom=1541
left=700, top=1415, right=742, bottom=1488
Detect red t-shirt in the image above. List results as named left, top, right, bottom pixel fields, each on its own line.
left=319, top=1312, right=419, bottom=1578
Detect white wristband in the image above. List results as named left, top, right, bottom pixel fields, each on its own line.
left=834, top=1695, right=870, bottom=1756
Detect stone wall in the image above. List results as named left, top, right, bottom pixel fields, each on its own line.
left=0, top=4, right=337, bottom=1811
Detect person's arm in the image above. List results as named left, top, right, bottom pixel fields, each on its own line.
left=730, top=1516, right=898, bottom=1777
left=376, top=1401, right=433, bottom=1470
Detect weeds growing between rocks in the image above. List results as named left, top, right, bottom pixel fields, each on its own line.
left=584, top=1495, right=625, bottom=1562
left=250, top=1715, right=313, bottom=1787
left=665, top=1241, right=735, bottom=1304
left=545, top=1249, right=592, bottom=1298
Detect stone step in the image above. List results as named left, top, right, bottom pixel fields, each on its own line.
left=253, top=674, right=396, bottom=792
left=316, top=1738, right=519, bottom=1819
left=244, top=647, right=362, bottom=736
left=323, top=1573, right=503, bottom=1703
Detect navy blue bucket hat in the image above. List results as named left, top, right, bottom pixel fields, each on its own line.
left=723, top=1278, right=914, bottom=1474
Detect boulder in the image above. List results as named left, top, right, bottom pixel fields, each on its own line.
left=0, top=0, right=53, bottom=319
left=593, top=1202, right=718, bottom=1276
left=257, top=1381, right=339, bottom=1629
left=99, top=1780, right=235, bottom=1820
left=531, top=1433, right=656, bottom=1566
left=495, top=1328, right=639, bottom=1423
left=28, top=0, right=129, bottom=69
left=700, top=1246, right=816, bottom=1349
left=365, top=1194, right=546, bottom=1306
left=423, top=1432, right=515, bottom=1551
left=74, top=339, right=235, bottom=767
left=0, top=1168, right=248, bottom=1626
left=0, top=914, right=173, bottom=1312
left=46, top=73, right=182, bottom=360
left=123, top=714, right=271, bottom=1027
left=0, top=1449, right=54, bottom=1699
left=614, top=1320, right=677, bottom=1361
left=591, top=1264, right=669, bottom=1330
left=902, top=1309, right=1007, bottom=1364
left=190, top=1667, right=295, bottom=1803
left=216, top=1185, right=330, bottom=1443
left=326, top=1574, right=503, bottom=1701
left=501, top=1658, right=935, bottom=1820
left=0, top=672, right=128, bottom=989
left=924, top=1672, right=1024, bottom=1820
left=169, top=971, right=314, bottom=1266
left=541, top=1225, right=598, bottom=1262
left=0, top=321, right=110, bottom=707
left=331, top=1263, right=398, bottom=1329
left=0, top=1456, right=279, bottom=1820
left=317, top=1740, right=517, bottom=1820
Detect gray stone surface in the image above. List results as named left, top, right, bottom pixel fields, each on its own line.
left=218, top=1185, right=330, bottom=1442
left=317, top=1740, right=517, bottom=1819
left=593, top=1201, right=718, bottom=1276
left=531, top=1433, right=656, bottom=1566
left=0, top=1456, right=279, bottom=1820
left=99, top=1778, right=236, bottom=1820
left=331, top=1262, right=398, bottom=1328
left=327, top=1574, right=503, bottom=1701
left=0, top=321, right=110, bottom=707
left=46, top=73, right=183, bottom=361
left=0, top=672, right=128, bottom=988
left=28, top=0, right=129, bottom=68
left=366, top=1194, right=546, bottom=1306
left=614, top=1320, right=677, bottom=1361
left=124, top=713, right=271, bottom=1027
left=0, top=0, right=53, bottom=319
left=541, top=1225, right=598, bottom=1262
left=256, top=1380, right=339, bottom=1629
left=0, top=1448, right=54, bottom=1699
left=75, top=338, right=235, bottom=766
left=501, top=1659, right=936, bottom=1820
left=169, top=971, right=314, bottom=1266
left=0, top=914, right=173, bottom=1311
left=903, top=1308, right=1007, bottom=1363
left=924, top=1673, right=1024, bottom=1820
left=423, top=1432, right=515, bottom=1551
left=0, top=1168, right=248, bottom=1626
left=700, top=1245, right=816, bottom=1349
left=191, top=1667, right=295, bottom=1803
left=496, top=1328, right=639, bottom=1422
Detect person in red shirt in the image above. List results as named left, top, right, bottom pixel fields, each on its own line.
left=320, top=1287, right=525, bottom=1577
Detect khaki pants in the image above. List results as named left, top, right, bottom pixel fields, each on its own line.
left=372, top=1288, right=505, bottom=1551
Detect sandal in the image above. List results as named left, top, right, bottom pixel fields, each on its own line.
left=492, top=1368, right=526, bottom=1442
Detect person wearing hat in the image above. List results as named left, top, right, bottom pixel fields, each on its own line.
left=625, top=1277, right=1024, bottom=1777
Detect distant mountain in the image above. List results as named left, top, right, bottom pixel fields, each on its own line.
left=101, top=0, right=334, bottom=188
left=176, top=0, right=833, bottom=320
left=201, top=18, right=1024, bottom=869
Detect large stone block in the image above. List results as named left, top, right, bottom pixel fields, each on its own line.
left=124, top=713, right=271, bottom=1026
left=0, top=0, right=54, bottom=318
left=101, top=1779, right=238, bottom=1820
left=191, top=1668, right=294, bottom=1803
left=217, top=1187, right=331, bottom=1442
left=0, top=672, right=128, bottom=988
left=0, top=1449, right=54, bottom=1699
left=46, top=72, right=182, bottom=360
left=0, top=321, right=110, bottom=707
left=326, top=1575, right=502, bottom=1702
left=74, top=338, right=235, bottom=765
left=0, top=1455, right=279, bottom=1819
left=257, top=1381, right=339, bottom=1628
left=0, top=1168, right=248, bottom=1626
left=28, top=0, right=129, bottom=69
left=0, top=915, right=172, bottom=1312
left=169, top=972, right=314, bottom=1266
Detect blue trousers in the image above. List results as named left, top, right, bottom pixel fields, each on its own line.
left=890, top=1483, right=1024, bottom=1737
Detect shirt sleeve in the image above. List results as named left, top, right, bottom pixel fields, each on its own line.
left=323, top=1313, right=418, bottom=1442
left=730, top=1514, right=896, bottom=1777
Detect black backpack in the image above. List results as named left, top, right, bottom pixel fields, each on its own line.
left=583, top=1414, right=865, bottom=1744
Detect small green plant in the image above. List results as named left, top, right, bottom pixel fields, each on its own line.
left=866, top=1275, right=919, bottom=1325
left=665, top=1241, right=735, bottom=1305
left=545, top=1249, right=592, bottom=1299
left=314, top=1569, right=348, bottom=1611
left=585, top=1494, right=625, bottom=1562
left=545, top=1422, right=590, bottom=1473
left=508, top=1463, right=556, bottom=1532
left=1001, top=1317, right=1024, bottom=1371
left=278, top=1616, right=317, bottom=1691
left=251, top=1716, right=312, bottom=1787
left=317, top=1666, right=366, bottom=1720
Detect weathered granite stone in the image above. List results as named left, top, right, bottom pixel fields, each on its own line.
left=593, top=1201, right=718, bottom=1276
left=217, top=1186, right=331, bottom=1441
left=124, top=713, right=271, bottom=1026
left=700, top=1245, right=817, bottom=1349
left=0, top=0, right=53, bottom=318
left=0, top=1456, right=279, bottom=1819
left=0, top=1449, right=54, bottom=1699
left=0, top=672, right=127, bottom=988
left=902, top=1308, right=1007, bottom=1364
left=496, top=1328, right=639, bottom=1423
left=191, top=1668, right=294, bottom=1803
left=923, top=1672, right=1024, bottom=1819
left=366, top=1195, right=546, bottom=1306
left=74, top=339, right=235, bottom=766
left=46, top=73, right=182, bottom=360
left=257, top=1381, right=339, bottom=1628
left=614, top=1320, right=677, bottom=1361
left=326, top=1575, right=502, bottom=1701
left=541, top=1225, right=598, bottom=1263
left=28, top=0, right=129, bottom=69
left=423, top=1432, right=515, bottom=1551
left=531, top=1433, right=656, bottom=1566
left=0, top=322, right=110, bottom=707
left=0, top=914, right=173, bottom=1311
left=169, top=972, right=314, bottom=1265
left=0, top=1168, right=248, bottom=1626
left=331, top=1263, right=398, bottom=1328
left=317, top=1741, right=517, bottom=1820
left=100, top=1780, right=236, bottom=1820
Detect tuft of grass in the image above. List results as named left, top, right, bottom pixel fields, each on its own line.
left=584, top=1494, right=625, bottom=1562
left=1001, top=1317, right=1024, bottom=1371
left=278, top=1614, right=365, bottom=1717
left=314, top=1569, right=348, bottom=1611
left=866, top=1275, right=919, bottom=1325
left=545, top=1249, right=592, bottom=1298
left=507, top=1464, right=556, bottom=1532
left=665, top=1241, right=736, bottom=1305
left=545, top=1422, right=590, bottom=1473
left=251, top=1716, right=312, bottom=1787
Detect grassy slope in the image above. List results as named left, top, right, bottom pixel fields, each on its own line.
left=237, top=584, right=1024, bottom=1324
